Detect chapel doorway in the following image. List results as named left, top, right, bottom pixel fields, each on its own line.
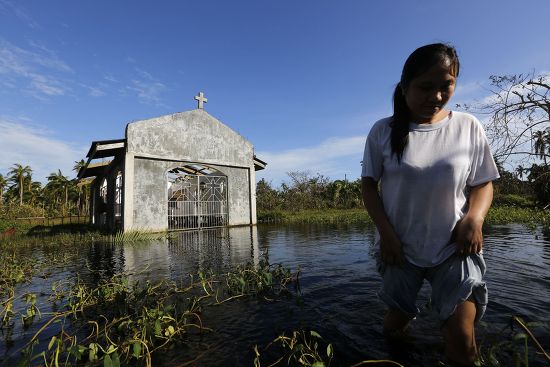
left=167, top=165, right=228, bottom=230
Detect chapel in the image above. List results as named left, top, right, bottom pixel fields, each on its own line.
left=78, top=93, right=266, bottom=232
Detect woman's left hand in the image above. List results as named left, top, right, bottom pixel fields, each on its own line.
left=453, top=215, right=484, bottom=254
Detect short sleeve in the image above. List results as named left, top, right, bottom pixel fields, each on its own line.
left=467, top=120, right=500, bottom=186
left=361, top=125, right=383, bottom=181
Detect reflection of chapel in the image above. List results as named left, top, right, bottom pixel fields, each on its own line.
left=78, top=92, right=266, bottom=232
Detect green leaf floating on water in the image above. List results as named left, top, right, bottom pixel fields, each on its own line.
left=133, top=342, right=141, bottom=358
left=310, top=330, right=322, bottom=338
left=264, top=272, right=273, bottom=285
left=111, top=352, right=121, bottom=367
left=89, top=342, right=98, bottom=362
left=154, top=319, right=162, bottom=336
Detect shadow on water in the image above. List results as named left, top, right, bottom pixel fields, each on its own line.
left=2, top=223, right=550, bottom=366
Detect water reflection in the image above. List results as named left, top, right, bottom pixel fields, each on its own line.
left=84, top=242, right=125, bottom=283
left=116, top=226, right=259, bottom=283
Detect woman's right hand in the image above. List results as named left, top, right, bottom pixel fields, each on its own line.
left=362, top=177, right=406, bottom=266
left=380, top=231, right=405, bottom=266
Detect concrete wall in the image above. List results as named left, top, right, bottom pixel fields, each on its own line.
left=126, top=110, right=253, bottom=167
left=123, top=109, right=257, bottom=232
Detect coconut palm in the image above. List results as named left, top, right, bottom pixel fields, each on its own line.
left=0, top=174, right=6, bottom=206
left=73, top=159, right=87, bottom=214
left=46, top=170, right=71, bottom=215
left=27, top=181, right=43, bottom=207
left=515, top=165, right=526, bottom=179
left=73, top=159, right=86, bottom=176
left=532, top=130, right=549, bottom=165
left=8, top=164, right=32, bottom=205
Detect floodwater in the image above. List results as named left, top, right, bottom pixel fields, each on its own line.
left=1, top=223, right=550, bottom=366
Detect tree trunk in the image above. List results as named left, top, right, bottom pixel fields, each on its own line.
left=65, top=186, right=69, bottom=216
left=19, top=176, right=23, bottom=205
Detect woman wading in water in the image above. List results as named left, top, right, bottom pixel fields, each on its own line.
left=361, top=43, right=499, bottom=366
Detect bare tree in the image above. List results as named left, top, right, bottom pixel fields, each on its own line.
left=461, top=73, right=550, bottom=166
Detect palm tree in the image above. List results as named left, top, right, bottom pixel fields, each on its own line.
left=8, top=164, right=32, bottom=205
left=73, top=159, right=86, bottom=214
left=532, top=130, right=550, bottom=166
left=46, top=170, right=71, bottom=215
left=0, top=174, right=6, bottom=207
left=73, top=159, right=86, bottom=176
left=27, top=181, right=43, bottom=207
left=515, top=165, right=526, bottom=179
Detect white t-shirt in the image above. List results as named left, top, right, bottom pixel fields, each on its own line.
left=361, top=111, right=500, bottom=267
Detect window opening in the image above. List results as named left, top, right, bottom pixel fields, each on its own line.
left=99, top=178, right=108, bottom=225
left=114, top=172, right=122, bottom=218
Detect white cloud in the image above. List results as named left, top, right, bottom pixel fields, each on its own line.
left=452, top=80, right=485, bottom=106
left=103, top=73, right=118, bottom=83
left=0, top=119, right=87, bottom=183
left=78, top=82, right=106, bottom=97
left=126, top=67, right=168, bottom=107
left=26, top=41, right=72, bottom=72
left=0, top=0, right=39, bottom=29
left=256, top=135, right=366, bottom=186
left=0, top=38, right=71, bottom=99
left=88, top=87, right=105, bottom=97
left=30, top=74, right=67, bottom=96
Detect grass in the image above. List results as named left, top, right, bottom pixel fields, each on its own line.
left=258, top=209, right=373, bottom=225
left=258, top=205, right=550, bottom=227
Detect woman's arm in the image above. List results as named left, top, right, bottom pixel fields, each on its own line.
left=455, top=181, right=494, bottom=254
left=362, top=177, right=405, bottom=265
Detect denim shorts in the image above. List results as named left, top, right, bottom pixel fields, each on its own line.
left=377, top=253, right=488, bottom=323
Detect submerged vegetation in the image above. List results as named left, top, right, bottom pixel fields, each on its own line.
left=1, top=236, right=415, bottom=366
left=476, top=317, right=550, bottom=366
left=1, top=234, right=549, bottom=366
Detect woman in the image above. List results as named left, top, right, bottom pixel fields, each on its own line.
left=361, top=43, right=499, bottom=366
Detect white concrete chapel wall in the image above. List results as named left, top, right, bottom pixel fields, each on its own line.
left=124, top=109, right=256, bottom=231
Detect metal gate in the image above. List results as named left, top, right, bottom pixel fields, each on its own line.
left=168, top=172, right=228, bottom=230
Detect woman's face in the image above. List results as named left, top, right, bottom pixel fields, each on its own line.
left=403, top=62, right=456, bottom=123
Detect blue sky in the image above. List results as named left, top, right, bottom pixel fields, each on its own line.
left=1, top=0, right=550, bottom=185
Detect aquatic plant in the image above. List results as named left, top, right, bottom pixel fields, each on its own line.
left=224, top=255, right=298, bottom=300
left=110, top=229, right=170, bottom=243
left=253, top=329, right=404, bottom=367
left=0, top=251, right=36, bottom=298
left=476, top=316, right=550, bottom=366
left=3, top=255, right=301, bottom=366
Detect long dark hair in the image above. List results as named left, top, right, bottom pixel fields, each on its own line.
left=391, top=43, right=460, bottom=162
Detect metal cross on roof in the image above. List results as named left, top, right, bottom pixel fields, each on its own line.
left=194, top=91, right=208, bottom=109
